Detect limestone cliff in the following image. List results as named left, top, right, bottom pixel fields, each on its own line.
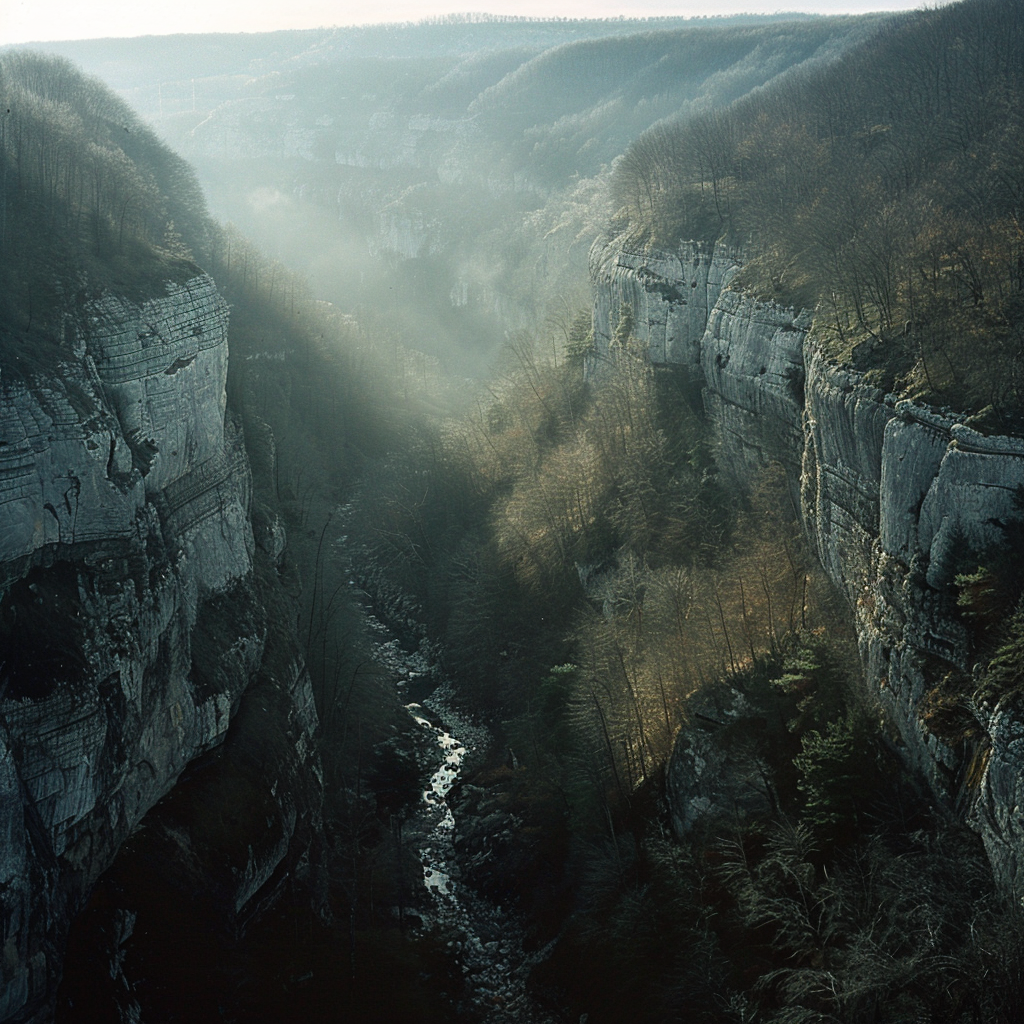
left=592, top=236, right=1024, bottom=889
left=0, top=276, right=321, bottom=1022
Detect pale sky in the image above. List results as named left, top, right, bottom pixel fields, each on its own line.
left=3, top=0, right=929, bottom=46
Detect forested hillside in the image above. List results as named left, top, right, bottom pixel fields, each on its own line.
left=610, top=0, right=1024, bottom=427
left=38, top=14, right=883, bottom=373
left=0, top=52, right=210, bottom=371
left=39, top=13, right=825, bottom=118
left=5, top=4, right=1024, bottom=1022
left=342, top=235, right=1024, bottom=1024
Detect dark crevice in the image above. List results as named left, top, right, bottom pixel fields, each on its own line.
left=0, top=563, right=88, bottom=701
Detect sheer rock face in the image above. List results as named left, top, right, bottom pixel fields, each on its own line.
left=591, top=238, right=743, bottom=367
left=0, top=276, right=319, bottom=1022
left=701, top=291, right=810, bottom=485
left=594, top=239, right=1024, bottom=887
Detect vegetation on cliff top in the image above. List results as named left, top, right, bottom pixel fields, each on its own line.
left=611, top=0, right=1024, bottom=428
left=0, top=51, right=210, bottom=374
left=10, top=8, right=1024, bottom=1020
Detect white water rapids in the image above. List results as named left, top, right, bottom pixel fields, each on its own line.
left=406, top=702, right=465, bottom=899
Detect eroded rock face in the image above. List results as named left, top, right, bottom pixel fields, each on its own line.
left=805, top=365, right=1024, bottom=889
left=53, top=630, right=324, bottom=1023
left=701, top=292, right=810, bottom=485
left=595, top=239, right=1024, bottom=888
left=0, top=276, right=319, bottom=1022
left=591, top=237, right=743, bottom=367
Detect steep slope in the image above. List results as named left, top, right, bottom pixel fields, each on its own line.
left=592, top=233, right=1024, bottom=888
left=0, top=54, right=322, bottom=1022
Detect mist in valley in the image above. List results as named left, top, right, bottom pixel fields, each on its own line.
left=5, top=5, right=1024, bottom=1022
left=43, top=15, right=879, bottom=377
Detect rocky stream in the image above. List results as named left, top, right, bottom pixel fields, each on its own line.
left=352, top=566, right=563, bottom=1024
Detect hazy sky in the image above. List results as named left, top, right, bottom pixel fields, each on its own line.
left=4, top=0, right=929, bottom=46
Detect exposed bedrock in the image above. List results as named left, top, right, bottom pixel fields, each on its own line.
left=0, top=276, right=320, bottom=1022
left=593, top=238, right=1024, bottom=889
left=53, top=604, right=324, bottom=1024
left=591, top=238, right=743, bottom=367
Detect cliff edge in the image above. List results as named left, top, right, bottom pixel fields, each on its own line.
left=592, top=235, right=1024, bottom=890
left=0, top=275, right=321, bottom=1022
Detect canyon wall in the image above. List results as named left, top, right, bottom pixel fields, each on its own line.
left=0, top=276, right=320, bottom=1022
left=592, top=236, right=1024, bottom=890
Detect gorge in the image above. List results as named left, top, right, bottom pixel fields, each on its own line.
left=4, top=4, right=1024, bottom=1021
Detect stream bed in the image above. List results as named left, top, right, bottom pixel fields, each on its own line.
left=361, top=608, right=562, bottom=1023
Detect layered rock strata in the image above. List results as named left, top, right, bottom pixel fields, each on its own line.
left=0, top=276, right=320, bottom=1022
left=592, top=237, right=1024, bottom=888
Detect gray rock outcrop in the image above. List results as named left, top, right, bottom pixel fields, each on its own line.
left=0, top=275, right=320, bottom=1022
left=591, top=239, right=743, bottom=367
left=666, top=685, right=774, bottom=838
left=593, top=235, right=1024, bottom=886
